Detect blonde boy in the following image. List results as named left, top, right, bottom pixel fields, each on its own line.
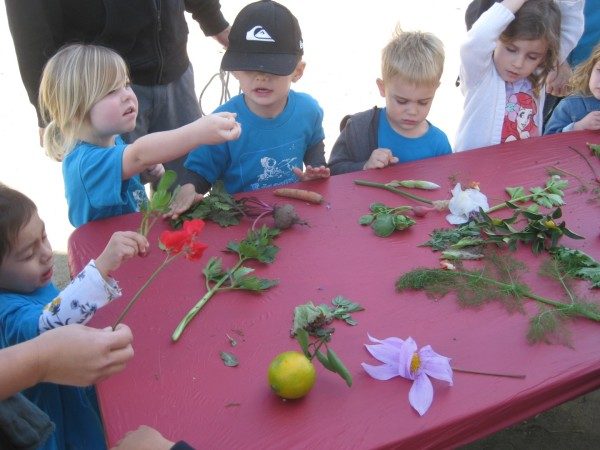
left=328, top=28, right=451, bottom=175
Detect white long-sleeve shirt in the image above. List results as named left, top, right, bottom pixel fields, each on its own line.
left=454, top=0, right=584, bottom=152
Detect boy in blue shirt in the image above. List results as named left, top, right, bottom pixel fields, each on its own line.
left=182, top=0, right=329, bottom=196
left=328, top=28, right=452, bottom=175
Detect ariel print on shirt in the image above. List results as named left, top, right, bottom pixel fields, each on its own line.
left=502, top=92, right=539, bottom=142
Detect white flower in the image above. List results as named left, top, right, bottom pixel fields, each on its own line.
left=445, top=183, right=489, bottom=225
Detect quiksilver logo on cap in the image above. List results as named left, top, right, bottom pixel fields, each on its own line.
left=246, top=26, right=275, bottom=42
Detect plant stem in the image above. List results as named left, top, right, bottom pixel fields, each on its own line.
left=171, top=257, right=246, bottom=342
left=113, top=254, right=176, bottom=329
left=354, top=179, right=434, bottom=205
left=452, top=367, right=526, bottom=379
left=568, top=145, right=600, bottom=183
left=486, top=192, right=540, bottom=213
left=455, top=270, right=600, bottom=322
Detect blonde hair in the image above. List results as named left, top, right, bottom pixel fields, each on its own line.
left=499, top=0, right=561, bottom=96
left=38, top=44, right=129, bottom=161
left=568, top=43, right=600, bottom=96
left=381, top=27, right=444, bottom=87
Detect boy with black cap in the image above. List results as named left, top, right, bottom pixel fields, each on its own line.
left=181, top=0, right=329, bottom=196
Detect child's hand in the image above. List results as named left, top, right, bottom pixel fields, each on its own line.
left=140, top=163, right=165, bottom=184
left=574, top=111, right=600, bottom=132
left=545, top=62, right=572, bottom=97
left=111, top=425, right=174, bottom=450
left=196, top=112, right=242, bottom=145
left=293, top=165, right=330, bottom=181
left=164, top=183, right=203, bottom=220
left=363, top=148, right=399, bottom=170
left=95, top=231, right=149, bottom=279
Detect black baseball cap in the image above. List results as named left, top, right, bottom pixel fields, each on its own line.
left=221, top=0, right=304, bottom=76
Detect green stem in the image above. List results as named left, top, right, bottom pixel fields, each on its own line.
left=113, top=254, right=178, bottom=329
left=354, top=179, right=434, bottom=205
left=486, top=192, right=538, bottom=213
left=171, top=257, right=246, bottom=342
left=456, top=271, right=600, bottom=322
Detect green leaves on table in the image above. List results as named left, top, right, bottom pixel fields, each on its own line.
left=551, top=246, right=600, bottom=288
left=477, top=205, right=583, bottom=253
left=220, top=351, right=239, bottom=367
left=359, top=203, right=416, bottom=237
left=396, top=250, right=600, bottom=346
left=139, top=170, right=178, bottom=237
left=487, top=175, right=568, bottom=213
left=291, top=296, right=365, bottom=387
left=171, top=226, right=280, bottom=342
left=171, top=181, right=245, bottom=228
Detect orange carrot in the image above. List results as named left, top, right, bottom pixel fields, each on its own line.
left=273, top=188, right=324, bottom=204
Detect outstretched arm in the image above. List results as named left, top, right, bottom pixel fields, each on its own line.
left=122, top=112, right=241, bottom=179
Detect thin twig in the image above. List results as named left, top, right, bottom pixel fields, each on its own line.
left=452, top=366, right=526, bottom=379
left=568, top=146, right=600, bottom=183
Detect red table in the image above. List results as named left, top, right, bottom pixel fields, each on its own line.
left=69, top=131, right=600, bottom=449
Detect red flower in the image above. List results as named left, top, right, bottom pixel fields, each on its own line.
left=114, top=219, right=209, bottom=328
left=186, top=241, right=209, bottom=261
left=159, top=229, right=189, bottom=254
left=183, top=219, right=205, bottom=236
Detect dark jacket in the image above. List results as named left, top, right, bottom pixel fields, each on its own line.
left=5, top=0, right=228, bottom=123
left=327, top=107, right=380, bottom=175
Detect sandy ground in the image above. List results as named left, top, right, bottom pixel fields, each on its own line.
left=2, top=1, right=599, bottom=448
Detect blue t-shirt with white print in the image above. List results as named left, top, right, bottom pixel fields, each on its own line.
left=63, top=136, right=147, bottom=227
left=378, top=108, right=452, bottom=162
left=185, top=90, right=325, bottom=194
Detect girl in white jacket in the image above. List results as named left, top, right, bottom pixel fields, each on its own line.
left=455, top=0, right=584, bottom=152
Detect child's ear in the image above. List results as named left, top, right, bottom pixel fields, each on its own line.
left=291, top=61, right=306, bottom=83
left=376, top=78, right=386, bottom=97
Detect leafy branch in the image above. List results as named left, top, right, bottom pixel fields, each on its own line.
left=551, top=246, right=600, bottom=288
left=359, top=203, right=416, bottom=237
left=171, top=226, right=280, bottom=342
left=291, top=296, right=365, bottom=387
left=486, top=175, right=567, bottom=213
left=396, top=251, right=600, bottom=345
left=139, top=170, right=178, bottom=237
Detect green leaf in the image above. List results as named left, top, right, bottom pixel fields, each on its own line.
left=220, top=351, right=239, bottom=367
left=359, top=214, right=375, bottom=225
left=327, top=348, right=353, bottom=387
left=314, top=349, right=335, bottom=372
left=233, top=275, right=279, bottom=291
left=392, top=214, right=415, bottom=230
left=372, top=215, right=395, bottom=237
left=295, top=328, right=310, bottom=357
left=203, top=257, right=226, bottom=282
left=156, top=169, right=177, bottom=193
left=506, top=186, right=525, bottom=200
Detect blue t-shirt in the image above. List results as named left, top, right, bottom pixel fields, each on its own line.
left=378, top=109, right=452, bottom=162
left=63, top=136, right=147, bottom=227
left=0, top=284, right=106, bottom=450
left=185, top=90, right=325, bottom=194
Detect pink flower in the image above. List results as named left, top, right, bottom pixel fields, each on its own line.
left=361, top=334, right=453, bottom=416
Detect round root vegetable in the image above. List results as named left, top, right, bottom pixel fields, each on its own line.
left=273, top=204, right=308, bottom=229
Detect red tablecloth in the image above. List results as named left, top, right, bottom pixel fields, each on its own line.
left=69, top=131, right=600, bottom=449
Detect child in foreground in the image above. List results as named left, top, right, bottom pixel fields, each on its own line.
left=454, top=0, right=584, bottom=151
left=328, top=28, right=451, bottom=175
left=0, top=183, right=148, bottom=449
left=38, top=44, right=241, bottom=228
left=544, top=42, right=600, bottom=134
left=180, top=0, right=329, bottom=198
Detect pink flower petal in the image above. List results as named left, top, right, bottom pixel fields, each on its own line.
left=361, top=362, right=400, bottom=380
left=365, top=343, right=401, bottom=367
left=419, top=346, right=454, bottom=385
left=398, top=337, right=418, bottom=380
left=408, top=373, right=434, bottom=416
left=367, top=333, right=405, bottom=349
